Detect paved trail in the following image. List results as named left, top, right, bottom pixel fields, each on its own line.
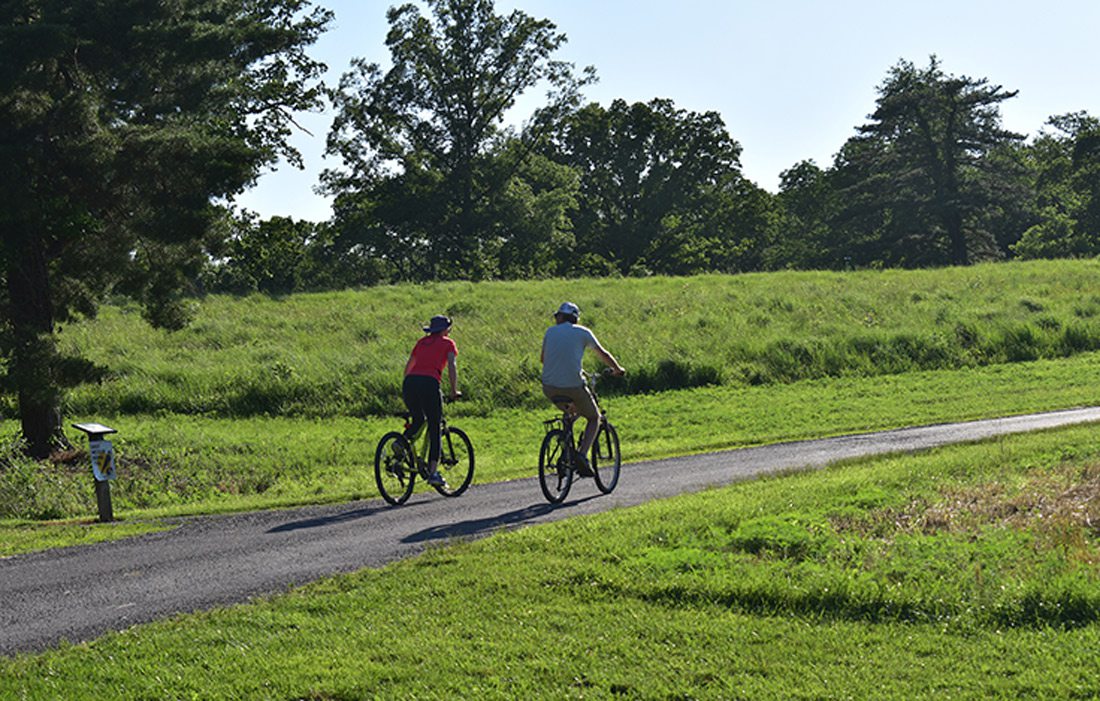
left=4, top=407, right=1100, bottom=656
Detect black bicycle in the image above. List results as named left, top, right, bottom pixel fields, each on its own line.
left=373, top=399, right=474, bottom=506
left=538, top=370, right=621, bottom=504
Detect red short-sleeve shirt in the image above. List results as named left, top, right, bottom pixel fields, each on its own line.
left=406, top=335, right=457, bottom=381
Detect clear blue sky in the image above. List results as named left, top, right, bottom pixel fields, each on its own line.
left=237, top=0, right=1100, bottom=222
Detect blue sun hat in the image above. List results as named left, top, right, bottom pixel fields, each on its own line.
left=423, top=315, right=452, bottom=333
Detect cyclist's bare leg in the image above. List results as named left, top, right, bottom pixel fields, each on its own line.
left=578, top=417, right=599, bottom=457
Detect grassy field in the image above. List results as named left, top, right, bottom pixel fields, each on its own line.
left=3, top=422, right=1099, bottom=699
left=4, top=261, right=1100, bottom=697
left=3, top=351, right=1100, bottom=552
left=5, top=259, right=1100, bottom=545
left=41, top=259, right=1100, bottom=419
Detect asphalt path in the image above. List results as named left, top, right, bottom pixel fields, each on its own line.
left=4, top=406, right=1100, bottom=656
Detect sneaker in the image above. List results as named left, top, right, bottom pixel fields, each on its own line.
left=575, top=455, right=594, bottom=477
left=427, top=471, right=447, bottom=487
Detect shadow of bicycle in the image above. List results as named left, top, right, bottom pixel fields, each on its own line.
left=266, top=501, right=405, bottom=534
left=402, top=495, right=600, bottom=543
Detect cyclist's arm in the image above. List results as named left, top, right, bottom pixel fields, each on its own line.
left=593, top=343, right=625, bottom=376
left=446, top=351, right=458, bottom=399
left=404, top=353, right=415, bottom=376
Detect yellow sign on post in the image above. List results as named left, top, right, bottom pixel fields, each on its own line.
left=89, top=439, right=116, bottom=481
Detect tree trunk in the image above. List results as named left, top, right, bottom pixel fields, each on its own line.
left=6, top=233, right=65, bottom=459
left=947, top=208, right=969, bottom=266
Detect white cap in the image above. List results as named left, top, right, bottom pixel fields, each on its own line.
left=556, top=302, right=580, bottom=317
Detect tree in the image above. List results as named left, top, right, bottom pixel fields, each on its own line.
left=770, top=160, right=837, bottom=269
left=487, top=140, right=580, bottom=279
left=207, top=215, right=313, bottom=294
left=0, top=0, right=330, bottom=457
left=205, top=213, right=391, bottom=293
left=1013, top=112, right=1100, bottom=259
left=834, top=57, right=1025, bottom=266
left=323, top=0, right=593, bottom=281
left=545, top=98, right=766, bottom=275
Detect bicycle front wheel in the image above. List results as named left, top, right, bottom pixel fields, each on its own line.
left=434, top=426, right=474, bottom=497
left=538, top=428, right=573, bottom=504
left=592, top=420, right=621, bottom=494
left=374, top=432, right=416, bottom=506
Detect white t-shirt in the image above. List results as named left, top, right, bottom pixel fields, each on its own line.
left=541, top=323, right=598, bottom=387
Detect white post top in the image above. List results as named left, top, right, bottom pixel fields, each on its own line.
left=71, top=422, right=118, bottom=437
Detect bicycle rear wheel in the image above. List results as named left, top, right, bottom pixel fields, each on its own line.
left=538, top=428, right=573, bottom=503
left=434, top=426, right=474, bottom=497
left=592, top=420, right=621, bottom=494
left=374, top=432, right=416, bottom=506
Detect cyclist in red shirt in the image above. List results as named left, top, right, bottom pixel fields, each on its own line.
left=403, top=315, right=459, bottom=486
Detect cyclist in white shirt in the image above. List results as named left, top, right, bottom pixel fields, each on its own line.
left=540, top=302, right=625, bottom=475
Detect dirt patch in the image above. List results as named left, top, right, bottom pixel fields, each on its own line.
left=833, top=462, right=1100, bottom=561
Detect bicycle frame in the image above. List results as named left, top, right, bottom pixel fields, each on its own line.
left=402, top=414, right=453, bottom=471
left=545, top=371, right=608, bottom=465
left=543, top=413, right=578, bottom=464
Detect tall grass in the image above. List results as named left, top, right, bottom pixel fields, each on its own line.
left=35, top=259, right=1100, bottom=419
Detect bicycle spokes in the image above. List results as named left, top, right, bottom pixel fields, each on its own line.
left=538, top=428, right=573, bottom=504
left=375, top=432, right=417, bottom=506
left=433, top=427, right=474, bottom=497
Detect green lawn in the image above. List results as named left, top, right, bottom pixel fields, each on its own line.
left=4, top=262, right=1100, bottom=697
left=4, top=350, right=1100, bottom=554
left=3, top=423, right=1099, bottom=699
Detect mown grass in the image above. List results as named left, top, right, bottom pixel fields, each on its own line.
left=3, top=350, right=1100, bottom=547
left=3, top=424, right=1099, bottom=699
left=41, top=259, right=1100, bottom=419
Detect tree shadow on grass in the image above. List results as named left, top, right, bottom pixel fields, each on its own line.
left=402, top=494, right=601, bottom=543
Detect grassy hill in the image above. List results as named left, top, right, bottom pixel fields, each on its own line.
left=4, top=259, right=1100, bottom=525
left=45, top=258, right=1100, bottom=419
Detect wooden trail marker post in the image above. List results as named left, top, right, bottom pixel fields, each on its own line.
left=72, top=422, right=118, bottom=523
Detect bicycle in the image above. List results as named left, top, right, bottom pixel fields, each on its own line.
left=538, top=370, right=621, bottom=504
left=373, top=398, right=474, bottom=506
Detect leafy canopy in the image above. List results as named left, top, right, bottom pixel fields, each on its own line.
left=323, top=0, right=594, bottom=280
left=0, top=0, right=331, bottom=455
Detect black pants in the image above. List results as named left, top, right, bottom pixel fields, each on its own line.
left=402, top=374, right=443, bottom=465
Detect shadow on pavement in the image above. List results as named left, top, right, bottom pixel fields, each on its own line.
left=402, top=495, right=600, bottom=543
left=266, top=502, right=394, bottom=533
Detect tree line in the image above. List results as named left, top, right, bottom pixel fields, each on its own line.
left=2, top=0, right=1098, bottom=456
left=208, top=4, right=1100, bottom=293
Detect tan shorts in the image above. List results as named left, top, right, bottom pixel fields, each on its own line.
left=542, top=384, right=599, bottom=420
